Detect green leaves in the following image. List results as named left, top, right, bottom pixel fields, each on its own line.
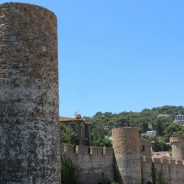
left=61, top=155, right=79, bottom=184
left=87, top=106, right=184, bottom=152
left=92, top=137, right=112, bottom=147
left=60, top=124, right=79, bottom=144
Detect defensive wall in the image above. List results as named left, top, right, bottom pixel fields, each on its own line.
left=61, top=144, right=114, bottom=184
left=62, top=130, right=184, bottom=184
left=141, top=156, right=184, bottom=184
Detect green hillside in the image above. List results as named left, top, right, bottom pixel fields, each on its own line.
left=85, top=106, right=184, bottom=150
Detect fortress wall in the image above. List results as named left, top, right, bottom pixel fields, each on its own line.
left=61, top=144, right=114, bottom=184
left=141, top=156, right=184, bottom=184
left=141, top=156, right=152, bottom=183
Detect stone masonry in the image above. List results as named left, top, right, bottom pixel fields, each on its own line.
left=112, top=128, right=141, bottom=184
left=63, top=129, right=184, bottom=184
left=62, top=144, right=114, bottom=184
left=170, top=137, right=184, bottom=160
left=0, top=3, right=60, bottom=183
left=0, top=3, right=183, bottom=184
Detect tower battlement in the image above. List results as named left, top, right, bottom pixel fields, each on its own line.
left=170, top=137, right=184, bottom=160
left=141, top=156, right=184, bottom=165
left=170, top=137, right=184, bottom=144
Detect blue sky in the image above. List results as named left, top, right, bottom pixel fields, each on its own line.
left=1, top=0, right=184, bottom=117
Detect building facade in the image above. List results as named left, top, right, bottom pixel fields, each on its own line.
left=60, top=114, right=91, bottom=146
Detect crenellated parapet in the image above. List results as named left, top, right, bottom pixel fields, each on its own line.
left=170, top=137, right=184, bottom=144
left=61, top=133, right=184, bottom=184
left=141, top=156, right=184, bottom=184
left=61, top=143, right=114, bottom=184
left=141, top=156, right=184, bottom=166
left=76, top=145, right=89, bottom=154
left=63, top=143, right=74, bottom=153
left=61, top=143, right=113, bottom=156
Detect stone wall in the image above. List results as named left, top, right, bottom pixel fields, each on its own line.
left=0, top=3, right=60, bottom=184
left=61, top=142, right=184, bottom=184
left=141, top=156, right=184, bottom=184
left=61, top=144, right=114, bottom=184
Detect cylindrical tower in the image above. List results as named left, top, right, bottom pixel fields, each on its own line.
left=170, top=137, right=184, bottom=160
left=112, top=127, right=141, bottom=184
left=0, top=3, right=60, bottom=183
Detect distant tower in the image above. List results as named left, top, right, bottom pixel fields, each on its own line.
left=0, top=3, right=60, bottom=183
left=112, top=127, right=141, bottom=184
left=170, top=137, right=184, bottom=160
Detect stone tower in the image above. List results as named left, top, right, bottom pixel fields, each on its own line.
left=112, top=127, right=141, bottom=184
left=0, top=3, right=60, bottom=183
left=170, top=137, right=184, bottom=160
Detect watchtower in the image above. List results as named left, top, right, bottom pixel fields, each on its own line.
left=0, top=3, right=60, bottom=183
left=170, top=137, right=184, bottom=160
left=112, top=127, right=141, bottom=184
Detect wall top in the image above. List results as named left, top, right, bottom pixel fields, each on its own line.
left=112, top=127, right=139, bottom=131
left=170, top=137, right=184, bottom=143
left=62, top=143, right=113, bottom=156
left=0, top=2, right=56, bottom=18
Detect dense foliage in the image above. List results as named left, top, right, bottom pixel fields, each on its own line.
left=61, top=155, right=79, bottom=184
left=85, top=106, right=184, bottom=150
left=60, top=124, right=79, bottom=145
left=59, top=106, right=184, bottom=151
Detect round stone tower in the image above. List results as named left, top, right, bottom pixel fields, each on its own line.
left=170, top=137, right=184, bottom=160
left=112, top=127, right=141, bottom=184
left=0, top=3, right=60, bottom=183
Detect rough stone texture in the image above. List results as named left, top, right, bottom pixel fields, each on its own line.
left=170, top=137, right=184, bottom=160
left=141, top=157, right=184, bottom=184
left=61, top=134, right=184, bottom=184
left=112, top=128, right=141, bottom=184
left=62, top=144, right=114, bottom=184
left=0, top=3, right=60, bottom=184
left=140, top=138, right=152, bottom=157
left=140, top=156, right=152, bottom=183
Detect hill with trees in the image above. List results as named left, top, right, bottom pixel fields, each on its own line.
left=84, top=106, right=184, bottom=150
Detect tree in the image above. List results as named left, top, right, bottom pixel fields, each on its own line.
left=60, top=124, right=79, bottom=144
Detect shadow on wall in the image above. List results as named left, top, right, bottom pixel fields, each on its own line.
left=113, top=158, right=123, bottom=184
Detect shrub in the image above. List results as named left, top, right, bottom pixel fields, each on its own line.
left=110, top=181, right=119, bottom=184
left=61, top=155, right=79, bottom=184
